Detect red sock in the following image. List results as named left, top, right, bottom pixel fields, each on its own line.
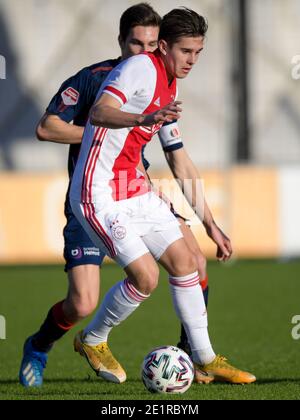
left=200, top=275, right=208, bottom=291
left=52, top=300, right=75, bottom=331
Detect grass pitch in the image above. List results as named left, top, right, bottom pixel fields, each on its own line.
left=0, top=259, right=300, bottom=400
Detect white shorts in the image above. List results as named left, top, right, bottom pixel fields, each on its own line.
left=71, top=192, right=183, bottom=268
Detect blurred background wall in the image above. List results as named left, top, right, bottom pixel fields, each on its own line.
left=0, top=0, right=300, bottom=263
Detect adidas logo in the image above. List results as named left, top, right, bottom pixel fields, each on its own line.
left=154, top=97, right=160, bottom=107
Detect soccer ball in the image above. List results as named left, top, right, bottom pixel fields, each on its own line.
left=141, top=345, right=194, bottom=394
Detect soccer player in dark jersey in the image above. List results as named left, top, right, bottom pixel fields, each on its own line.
left=19, top=3, right=233, bottom=387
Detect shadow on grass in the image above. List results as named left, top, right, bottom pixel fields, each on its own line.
left=255, top=378, right=300, bottom=385
left=0, top=378, right=145, bottom=398
left=0, top=378, right=141, bottom=385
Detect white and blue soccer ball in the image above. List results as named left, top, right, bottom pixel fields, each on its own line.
left=141, top=345, right=194, bottom=394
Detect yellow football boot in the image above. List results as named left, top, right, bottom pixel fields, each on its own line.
left=193, top=365, right=215, bottom=384
left=197, top=355, right=256, bottom=384
left=74, top=331, right=126, bottom=384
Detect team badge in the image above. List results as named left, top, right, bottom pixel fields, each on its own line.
left=61, top=87, right=80, bottom=106
left=112, top=226, right=127, bottom=240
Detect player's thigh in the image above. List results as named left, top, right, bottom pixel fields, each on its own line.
left=67, top=264, right=100, bottom=305
left=178, top=218, right=207, bottom=276
left=71, top=199, right=151, bottom=269
left=158, top=237, right=198, bottom=277
left=63, top=207, right=106, bottom=273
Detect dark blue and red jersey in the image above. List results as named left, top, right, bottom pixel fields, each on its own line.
left=47, top=59, right=121, bottom=178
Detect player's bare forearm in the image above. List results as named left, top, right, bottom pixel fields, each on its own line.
left=165, top=148, right=213, bottom=225
left=90, top=94, right=182, bottom=129
left=165, top=147, right=232, bottom=260
left=36, top=114, right=84, bottom=144
left=90, top=104, right=145, bottom=128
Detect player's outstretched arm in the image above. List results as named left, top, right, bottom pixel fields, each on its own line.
left=36, top=113, right=84, bottom=144
left=90, top=94, right=182, bottom=129
left=165, top=147, right=232, bottom=261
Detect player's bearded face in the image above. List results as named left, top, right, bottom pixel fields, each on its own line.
left=163, top=36, right=204, bottom=79
left=120, top=25, right=159, bottom=59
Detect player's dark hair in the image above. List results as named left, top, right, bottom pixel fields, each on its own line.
left=119, top=3, right=161, bottom=42
left=159, top=8, right=208, bottom=46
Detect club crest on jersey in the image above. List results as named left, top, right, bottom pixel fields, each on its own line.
left=140, top=122, right=163, bottom=136
left=61, top=87, right=80, bottom=106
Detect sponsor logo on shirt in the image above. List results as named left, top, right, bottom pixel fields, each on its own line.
left=139, top=123, right=162, bottom=136
left=154, top=97, right=161, bottom=107
left=61, top=87, right=80, bottom=106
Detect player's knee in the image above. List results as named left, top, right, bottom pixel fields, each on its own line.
left=170, top=251, right=198, bottom=277
left=142, top=270, right=159, bottom=294
left=69, top=296, right=98, bottom=319
left=131, top=265, right=159, bottom=295
left=195, top=251, right=207, bottom=279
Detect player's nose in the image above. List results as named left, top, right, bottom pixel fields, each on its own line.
left=187, top=54, right=198, bottom=65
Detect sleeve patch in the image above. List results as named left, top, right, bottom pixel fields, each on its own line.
left=61, top=87, right=80, bottom=106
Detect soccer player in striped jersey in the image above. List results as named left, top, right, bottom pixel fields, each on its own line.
left=70, top=8, right=255, bottom=385
left=19, top=4, right=249, bottom=388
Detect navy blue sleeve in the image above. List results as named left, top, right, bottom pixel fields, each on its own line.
left=141, top=146, right=150, bottom=171
left=46, top=69, right=92, bottom=123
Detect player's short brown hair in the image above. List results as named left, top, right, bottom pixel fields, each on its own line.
left=159, top=8, right=208, bottom=46
left=119, top=3, right=161, bottom=42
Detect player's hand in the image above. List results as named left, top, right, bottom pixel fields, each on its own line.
left=205, top=221, right=233, bottom=262
left=143, top=101, right=182, bottom=126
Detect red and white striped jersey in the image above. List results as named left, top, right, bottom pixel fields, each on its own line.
left=70, top=50, right=177, bottom=204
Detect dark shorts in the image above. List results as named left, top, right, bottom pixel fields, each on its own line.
left=63, top=208, right=105, bottom=272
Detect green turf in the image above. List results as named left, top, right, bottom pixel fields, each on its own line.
left=0, top=260, right=300, bottom=400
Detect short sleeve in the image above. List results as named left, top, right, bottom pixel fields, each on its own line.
left=46, top=69, right=91, bottom=123
left=101, top=55, right=155, bottom=106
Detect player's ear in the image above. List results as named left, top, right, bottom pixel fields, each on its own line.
left=158, top=39, right=168, bottom=56
left=118, top=35, right=124, bottom=50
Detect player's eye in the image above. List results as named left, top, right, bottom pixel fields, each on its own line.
left=131, top=40, right=143, bottom=46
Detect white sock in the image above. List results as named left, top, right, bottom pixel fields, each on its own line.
left=83, top=278, right=149, bottom=345
left=169, top=271, right=216, bottom=365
